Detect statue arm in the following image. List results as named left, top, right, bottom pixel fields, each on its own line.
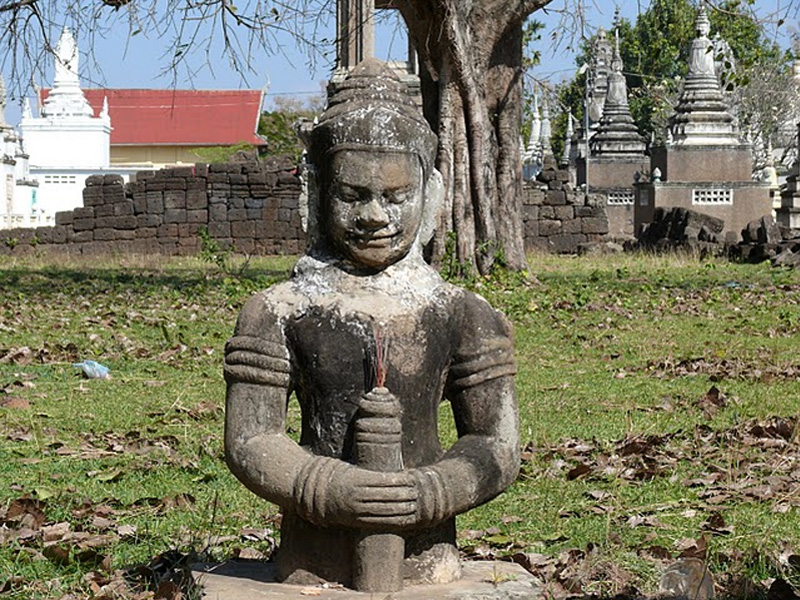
left=224, top=294, right=419, bottom=528
left=224, top=318, right=310, bottom=507
left=412, top=296, right=520, bottom=524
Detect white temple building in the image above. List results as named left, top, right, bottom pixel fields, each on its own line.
left=17, top=28, right=116, bottom=225
left=0, top=75, right=39, bottom=230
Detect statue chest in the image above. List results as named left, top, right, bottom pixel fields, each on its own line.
left=283, top=299, right=454, bottom=463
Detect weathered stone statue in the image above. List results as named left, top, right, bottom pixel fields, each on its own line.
left=224, top=59, right=520, bottom=593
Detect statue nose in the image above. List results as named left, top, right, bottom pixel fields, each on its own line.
left=357, top=198, right=390, bottom=229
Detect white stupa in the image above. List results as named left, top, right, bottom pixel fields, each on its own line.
left=20, top=27, right=111, bottom=218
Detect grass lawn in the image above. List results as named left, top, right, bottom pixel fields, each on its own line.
left=1, top=251, right=799, bottom=598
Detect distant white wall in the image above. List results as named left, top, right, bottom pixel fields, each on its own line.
left=22, top=119, right=110, bottom=169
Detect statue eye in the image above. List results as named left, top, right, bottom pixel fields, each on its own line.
left=334, top=188, right=360, bottom=203
left=385, top=190, right=409, bottom=205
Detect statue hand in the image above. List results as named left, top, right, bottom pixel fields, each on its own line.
left=359, top=386, right=401, bottom=420
left=294, top=458, right=418, bottom=529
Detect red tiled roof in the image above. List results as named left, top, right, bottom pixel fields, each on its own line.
left=40, top=88, right=265, bottom=146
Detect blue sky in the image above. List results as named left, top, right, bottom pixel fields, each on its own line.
left=3, top=0, right=796, bottom=126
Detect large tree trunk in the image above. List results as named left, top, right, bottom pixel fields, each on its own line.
left=396, top=0, right=551, bottom=275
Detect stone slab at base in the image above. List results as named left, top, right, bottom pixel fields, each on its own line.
left=193, top=560, right=543, bottom=600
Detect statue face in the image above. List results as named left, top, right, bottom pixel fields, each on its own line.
left=325, top=150, right=423, bottom=270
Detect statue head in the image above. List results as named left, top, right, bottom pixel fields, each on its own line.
left=307, top=59, right=441, bottom=270
left=695, top=4, right=711, bottom=38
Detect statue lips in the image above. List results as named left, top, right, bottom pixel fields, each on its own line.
left=349, top=229, right=400, bottom=248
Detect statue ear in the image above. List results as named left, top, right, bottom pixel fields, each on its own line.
left=300, top=161, right=321, bottom=244
left=419, top=168, right=444, bottom=246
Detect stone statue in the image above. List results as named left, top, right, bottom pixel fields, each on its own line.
left=688, top=5, right=715, bottom=78
left=224, top=59, right=520, bottom=593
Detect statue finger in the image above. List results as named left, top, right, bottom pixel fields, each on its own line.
left=355, top=501, right=417, bottom=518
left=355, top=486, right=417, bottom=503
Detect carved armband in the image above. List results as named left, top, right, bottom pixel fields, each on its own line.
left=448, top=337, right=516, bottom=393
left=412, top=467, right=451, bottom=525
left=224, top=335, right=291, bottom=387
left=292, top=456, right=349, bottom=524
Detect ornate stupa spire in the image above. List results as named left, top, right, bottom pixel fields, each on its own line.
left=590, top=27, right=645, bottom=157
left=668, top=3, right=739, bottom=146
left=540, top=94, right=553, bottom=158
left=0, top=73, right=9, bottom=131
left=560, top=114, right=575, bottom=166
left=587, top=28, right=612, bottom=126
left=528, top=90, right=541, bottom=156
left=41, top=27, right=94, bottom=118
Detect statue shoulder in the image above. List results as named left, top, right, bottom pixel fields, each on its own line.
left=234, top=282, right=299, bottom=338
left=455, top=288, right=514, bottom=339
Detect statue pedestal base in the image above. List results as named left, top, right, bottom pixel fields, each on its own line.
left=193, top=560, right=542, bottom=599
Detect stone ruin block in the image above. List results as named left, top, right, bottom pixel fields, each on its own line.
left=164, top=208, right=188, bottom=224
left=136, top=214, right=164, bottom=229
left=135, top=227, right=158, bottom=239
left=231, top=221, right=256, bottom=238
left=250, top=187, right=271, bottom=199
left=562, top=218, right=583, bottom=234
left=277, top=172, right=299, bottom=186
left=741, top=215, right=781, bottom=245
left=82, top=186, right=105, bottom=207
left=132, top=195, right=147, bottom=215
left=208, top=221, right=231, bottom=238
left=247, top=172, right=267, bottom=185
left=146, top=193, right=164, bottom=214
left=208, top=172, right=230, bottom=184
left=227, top=208, right=247, bottom=222
left=194, top=163, right=209, bottom=178
left=114, top=216, right=137, bottom=230
left=544, top=190, right=567, bottom=206
left=178, top=223, right=202, bottom=238
left=231, top=185, right=251, bottom=198
left=35, top=227, right=54, bottom=245
left=103, top=174, right=124, bottom=186
left=575, top=205, right=602, bottom=218
left=554, top=205, right=574, bottom=221
left=158, top=224, right=178, bottom=238
left=539, top=219, right=562, bottom=236
left=228, top=197, right=245, bottom=210
left=94, top=228, right=116, bottom=241
left=95, top=216, right=116, bottom=229
left=103, top=186, right=126, bottom=204
left=550, top=233, right=587, bottom=253
left=73, top=218, right=95, bottom=232
left=127, top=180, right=147, bottom=195
left=113, top=202, right=134, bottom=217
left=187, top=209, right=208, bottom=224
left=246, top=209, right=262, bottom=221
left=582, top=217, right=610, bottom=235
left=95, top=204, right=115, bottom=218
left=209, top=204, right=227, bottom=222
left=70, top=230, right=93, bottom=243
left=145, top=179, right=166, bottom=192
left=233, top=238, right=255, bottom=254
left=166, top=166, right=194, bottom=178
left=51, top=226, right=68, bottom=244
left=55, top=211, right=74, bottom=226
left=164, top=190, right=186, bottom=209
left=186, top=190, right=208, bottom=210
left=187, top=178, right=207, bottom=191
left=165, top=179, right=187, bottom=191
